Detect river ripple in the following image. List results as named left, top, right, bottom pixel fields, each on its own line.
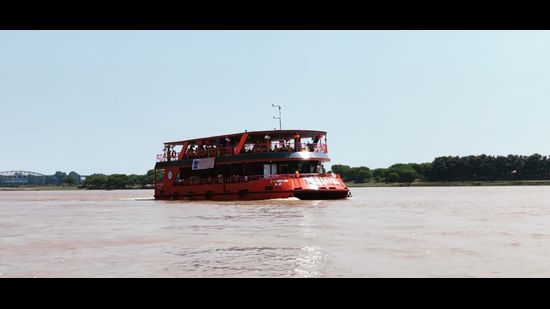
left=2, top=186, right=550, bottom=277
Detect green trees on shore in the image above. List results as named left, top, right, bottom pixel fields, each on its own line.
left=0, top=169, right=160, bottom=189
left=332, top=164, right=418, bottom=183
left=330, top=165, right=372, bottom=183
left=81, top=170, right=156, bottom=189
left=331, top=153, right=550, bottom=183
left=427, top=154, right=550, bottom=181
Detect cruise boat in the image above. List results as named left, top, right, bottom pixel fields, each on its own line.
left=153, top=130, right=350, bottom=200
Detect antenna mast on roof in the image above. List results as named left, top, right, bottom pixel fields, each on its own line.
left=272, top=104, right=282, bottom=130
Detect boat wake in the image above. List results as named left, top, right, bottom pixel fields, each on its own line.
left=118, top=197, right=155, bottom=201
left=268, top=197, right=301, bottom=201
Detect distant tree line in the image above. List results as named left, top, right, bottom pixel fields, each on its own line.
left=6, top=154, right=550, bottom=188
left=331, top=164, right=420, bottom=183
left=81, top=170, right=157, bottom=189
left=331, top=154, right=550, bottom=183
left=426, top=154, right=550, bottom=181
left=36, top=171, right=83, bottom=186
left=0, top=171, right=83, bottom=186
left=0, top=170, right=158, bottom=189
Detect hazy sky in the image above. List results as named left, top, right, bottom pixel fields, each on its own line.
left=2, top=30, right=550, bottom=175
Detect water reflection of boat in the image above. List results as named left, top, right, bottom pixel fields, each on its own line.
left=153, top=130, right=349, bottom=201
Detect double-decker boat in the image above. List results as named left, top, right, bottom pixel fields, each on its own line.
left=153, top=130, right=349, bottom=200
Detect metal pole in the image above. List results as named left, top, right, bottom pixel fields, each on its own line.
left=278, top=106, right=281, bottom=130
left=272, top=104, right=282, bottom=130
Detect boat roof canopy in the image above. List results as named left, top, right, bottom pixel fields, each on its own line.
left=164, top=130, right=326, bottom=146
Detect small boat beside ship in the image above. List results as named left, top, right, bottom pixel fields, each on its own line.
left=153, top=130, right=349, bottom=200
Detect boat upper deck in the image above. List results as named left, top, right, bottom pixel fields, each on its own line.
left=155, top=130, right=329, bottom=167
left=164, top=130, right=326, bottom=146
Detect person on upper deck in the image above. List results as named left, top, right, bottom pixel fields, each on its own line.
left=277, top=140, right=285, bottom=152
left=293, top=134, right=301, bottom=151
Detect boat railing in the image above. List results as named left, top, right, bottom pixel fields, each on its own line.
left=183, top=146, right=236, bottom=159
left=156, top=146, right=235, bottom=162
left=243, top=142, right=327, bottom=154
left=157, top=142, right=328, bottom=162
left=171, top=173, right=340, bottom=187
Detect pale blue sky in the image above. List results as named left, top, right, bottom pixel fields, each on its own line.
left=1, top=30, right=550, bottom=175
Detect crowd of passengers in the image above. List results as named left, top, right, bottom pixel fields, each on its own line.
left=178, top=139, right=321, bottom=159
left=172, top=162, right=326, bottom=186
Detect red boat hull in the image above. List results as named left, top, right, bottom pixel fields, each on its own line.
left=154, top=174, right=349, bottom=201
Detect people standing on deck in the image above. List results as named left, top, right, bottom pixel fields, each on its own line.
left=293, top=133, right=301, bottom=151
left=264, top=135, right=271, bottom=152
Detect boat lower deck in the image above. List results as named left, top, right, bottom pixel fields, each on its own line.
left=154, top=174, right=349, bottom=201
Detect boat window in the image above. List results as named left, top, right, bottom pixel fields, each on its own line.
left=279, top=164, right=289, bottom=174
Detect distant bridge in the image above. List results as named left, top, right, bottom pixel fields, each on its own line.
left=0, top=171, right=46, bottom=177
left=0, top=171, right=46, bottom=184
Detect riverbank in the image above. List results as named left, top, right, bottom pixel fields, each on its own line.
left=0, top=186, right=150, bottom=191
left=347, top=179, right=550, bottom=187
left=4, top=180, right=550, bottom=191
left=0, top=186, right=79, bottom=191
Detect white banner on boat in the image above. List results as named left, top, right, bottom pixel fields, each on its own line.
left=192, top=157, right=216, bottom=170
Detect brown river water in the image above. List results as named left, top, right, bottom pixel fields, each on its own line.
left=1, top=186, right=550, bottom=277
